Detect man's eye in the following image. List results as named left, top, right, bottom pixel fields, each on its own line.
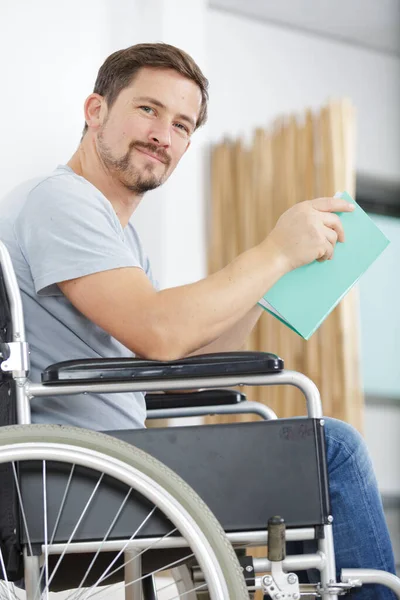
left=140, top=106, right=154, bottom=114
left=174, top=122, right=190, bottom=134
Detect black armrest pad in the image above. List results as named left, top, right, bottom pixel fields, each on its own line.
left=145, top=389, right=246, bottom=411
left=42, top=351, right=284, bottom=385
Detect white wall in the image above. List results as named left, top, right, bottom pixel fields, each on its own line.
left=365, top=403, right=400, bottom=497
left=206, top=9, right=400, bottom=181
left=0, top=0, right=110, bottom=193
left=359, top=214, right=400, bottom=399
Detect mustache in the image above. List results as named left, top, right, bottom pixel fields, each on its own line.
left=130, top=141, right=171, bottom=166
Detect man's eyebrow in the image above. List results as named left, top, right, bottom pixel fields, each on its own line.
left=134, top=96, right=196, bottom=130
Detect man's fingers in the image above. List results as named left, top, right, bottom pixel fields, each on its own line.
left=322, top=213, right=345, bottom=242
left=323, top=225, right=338, bottom=247
left=311, top=196, right=355, bottom=214
left=317, top=239, right=334, bottom=263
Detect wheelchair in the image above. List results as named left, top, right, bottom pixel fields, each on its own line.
left=0, top=239, right=399, bottom=600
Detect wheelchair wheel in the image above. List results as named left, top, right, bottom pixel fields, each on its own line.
left=0, top=424, right=249, bottom=600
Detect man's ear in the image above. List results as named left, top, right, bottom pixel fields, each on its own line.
left=84, top=93, right=107, bottom=131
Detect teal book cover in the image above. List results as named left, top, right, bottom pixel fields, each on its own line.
left=258, top=191, right=390, bottom=340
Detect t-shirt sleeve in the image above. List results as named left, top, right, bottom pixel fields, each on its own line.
left=15, top=174, right=148, bottom=296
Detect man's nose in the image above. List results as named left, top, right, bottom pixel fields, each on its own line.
left=148, top=120, right=171, bottom=147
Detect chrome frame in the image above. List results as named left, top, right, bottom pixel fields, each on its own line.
left=26, top=370, right=322, bottom=416
left=43, top=527, right=317, bottom=555
left=1, top=237, right=400, bottom=599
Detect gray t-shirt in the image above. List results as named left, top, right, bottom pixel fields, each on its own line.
left=0, top=165, right=158, bottom=430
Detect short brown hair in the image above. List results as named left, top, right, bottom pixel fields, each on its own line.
left=83, top=42, right=209, bottom=135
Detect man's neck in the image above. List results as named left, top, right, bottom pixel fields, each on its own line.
left=67, top=141, right=143, bottom=228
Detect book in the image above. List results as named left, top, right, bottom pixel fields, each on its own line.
left=258, top=191, right=390, bottom=340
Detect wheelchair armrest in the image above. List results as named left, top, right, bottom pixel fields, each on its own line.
left=42, top=351, right=284, bottom=385
left=145, top=389, right=246, bottom=411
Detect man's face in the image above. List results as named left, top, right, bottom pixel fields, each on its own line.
left=95, top=67, right=202, bottom=194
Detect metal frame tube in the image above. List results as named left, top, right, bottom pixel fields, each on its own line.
left=23, top=551, right=41, bottom=600
left=124, top=550, right=143, bottom=600
left=318, top=524, right=338, bottom=600
left=27, top=370, right=322, bottom=417
left=253, top=553, right=325, bottom=573
left=146, top=400, right=277, bottom=421
left=341, top=569, right=400, bottom=598
left=43, top=528, right=317, bottom=555
left=15, top=378, right=32, bottom=425
left=0, top=241, right=27, bottom=343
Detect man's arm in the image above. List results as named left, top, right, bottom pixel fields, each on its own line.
left=59, top=243, right=282, bottom=361
left=58, top=197, right=353, bottom=361
left=189, top=305, right=263, bottom=356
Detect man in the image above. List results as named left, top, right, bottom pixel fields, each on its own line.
left=0, top=43, right=396, bottom=598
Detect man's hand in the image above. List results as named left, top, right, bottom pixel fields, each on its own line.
left=263, top=197, right=355, bottom=272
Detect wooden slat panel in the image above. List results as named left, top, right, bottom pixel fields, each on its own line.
left=207, top=100, right=363, bottom=430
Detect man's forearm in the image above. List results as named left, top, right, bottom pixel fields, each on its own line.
left=152, top=243, right=285, bottom=359
left=189, top=304, right=264, bottom=356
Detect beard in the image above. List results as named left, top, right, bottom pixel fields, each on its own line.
left=97, top=131, right=171, bottom=194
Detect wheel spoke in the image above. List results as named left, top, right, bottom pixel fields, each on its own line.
left=0, top=549, right=13, bottom=600
left=44, top=473, right=104, bottom=593
left=169, top=582, right=208, bottom=599
left=0, top=581, right=19, bottom=600
left=88, top=551, right=196, bottom=600
left=12, top=462, right=33, bottom=558
left=72, top=486, right=133, bottom=600
left=42, top=461, right=49, bottom=600
left=77, top=506, right=159, bottom=600
left=171, top=565, right=198, bottom=599
left=49, top=464, right=75, bottom=545
left=33, top=463, right=76, bottom=599
left=89, top=525, right=179, bottom=591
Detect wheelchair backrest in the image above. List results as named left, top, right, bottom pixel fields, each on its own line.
left=0, top=260, right=22, bottom=580
left=0, top=260, right=17, bottom=427
left=0, top=262, right=12, bottom=341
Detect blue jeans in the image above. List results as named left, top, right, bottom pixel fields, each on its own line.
left=314, top=418, right=396, bottom=598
